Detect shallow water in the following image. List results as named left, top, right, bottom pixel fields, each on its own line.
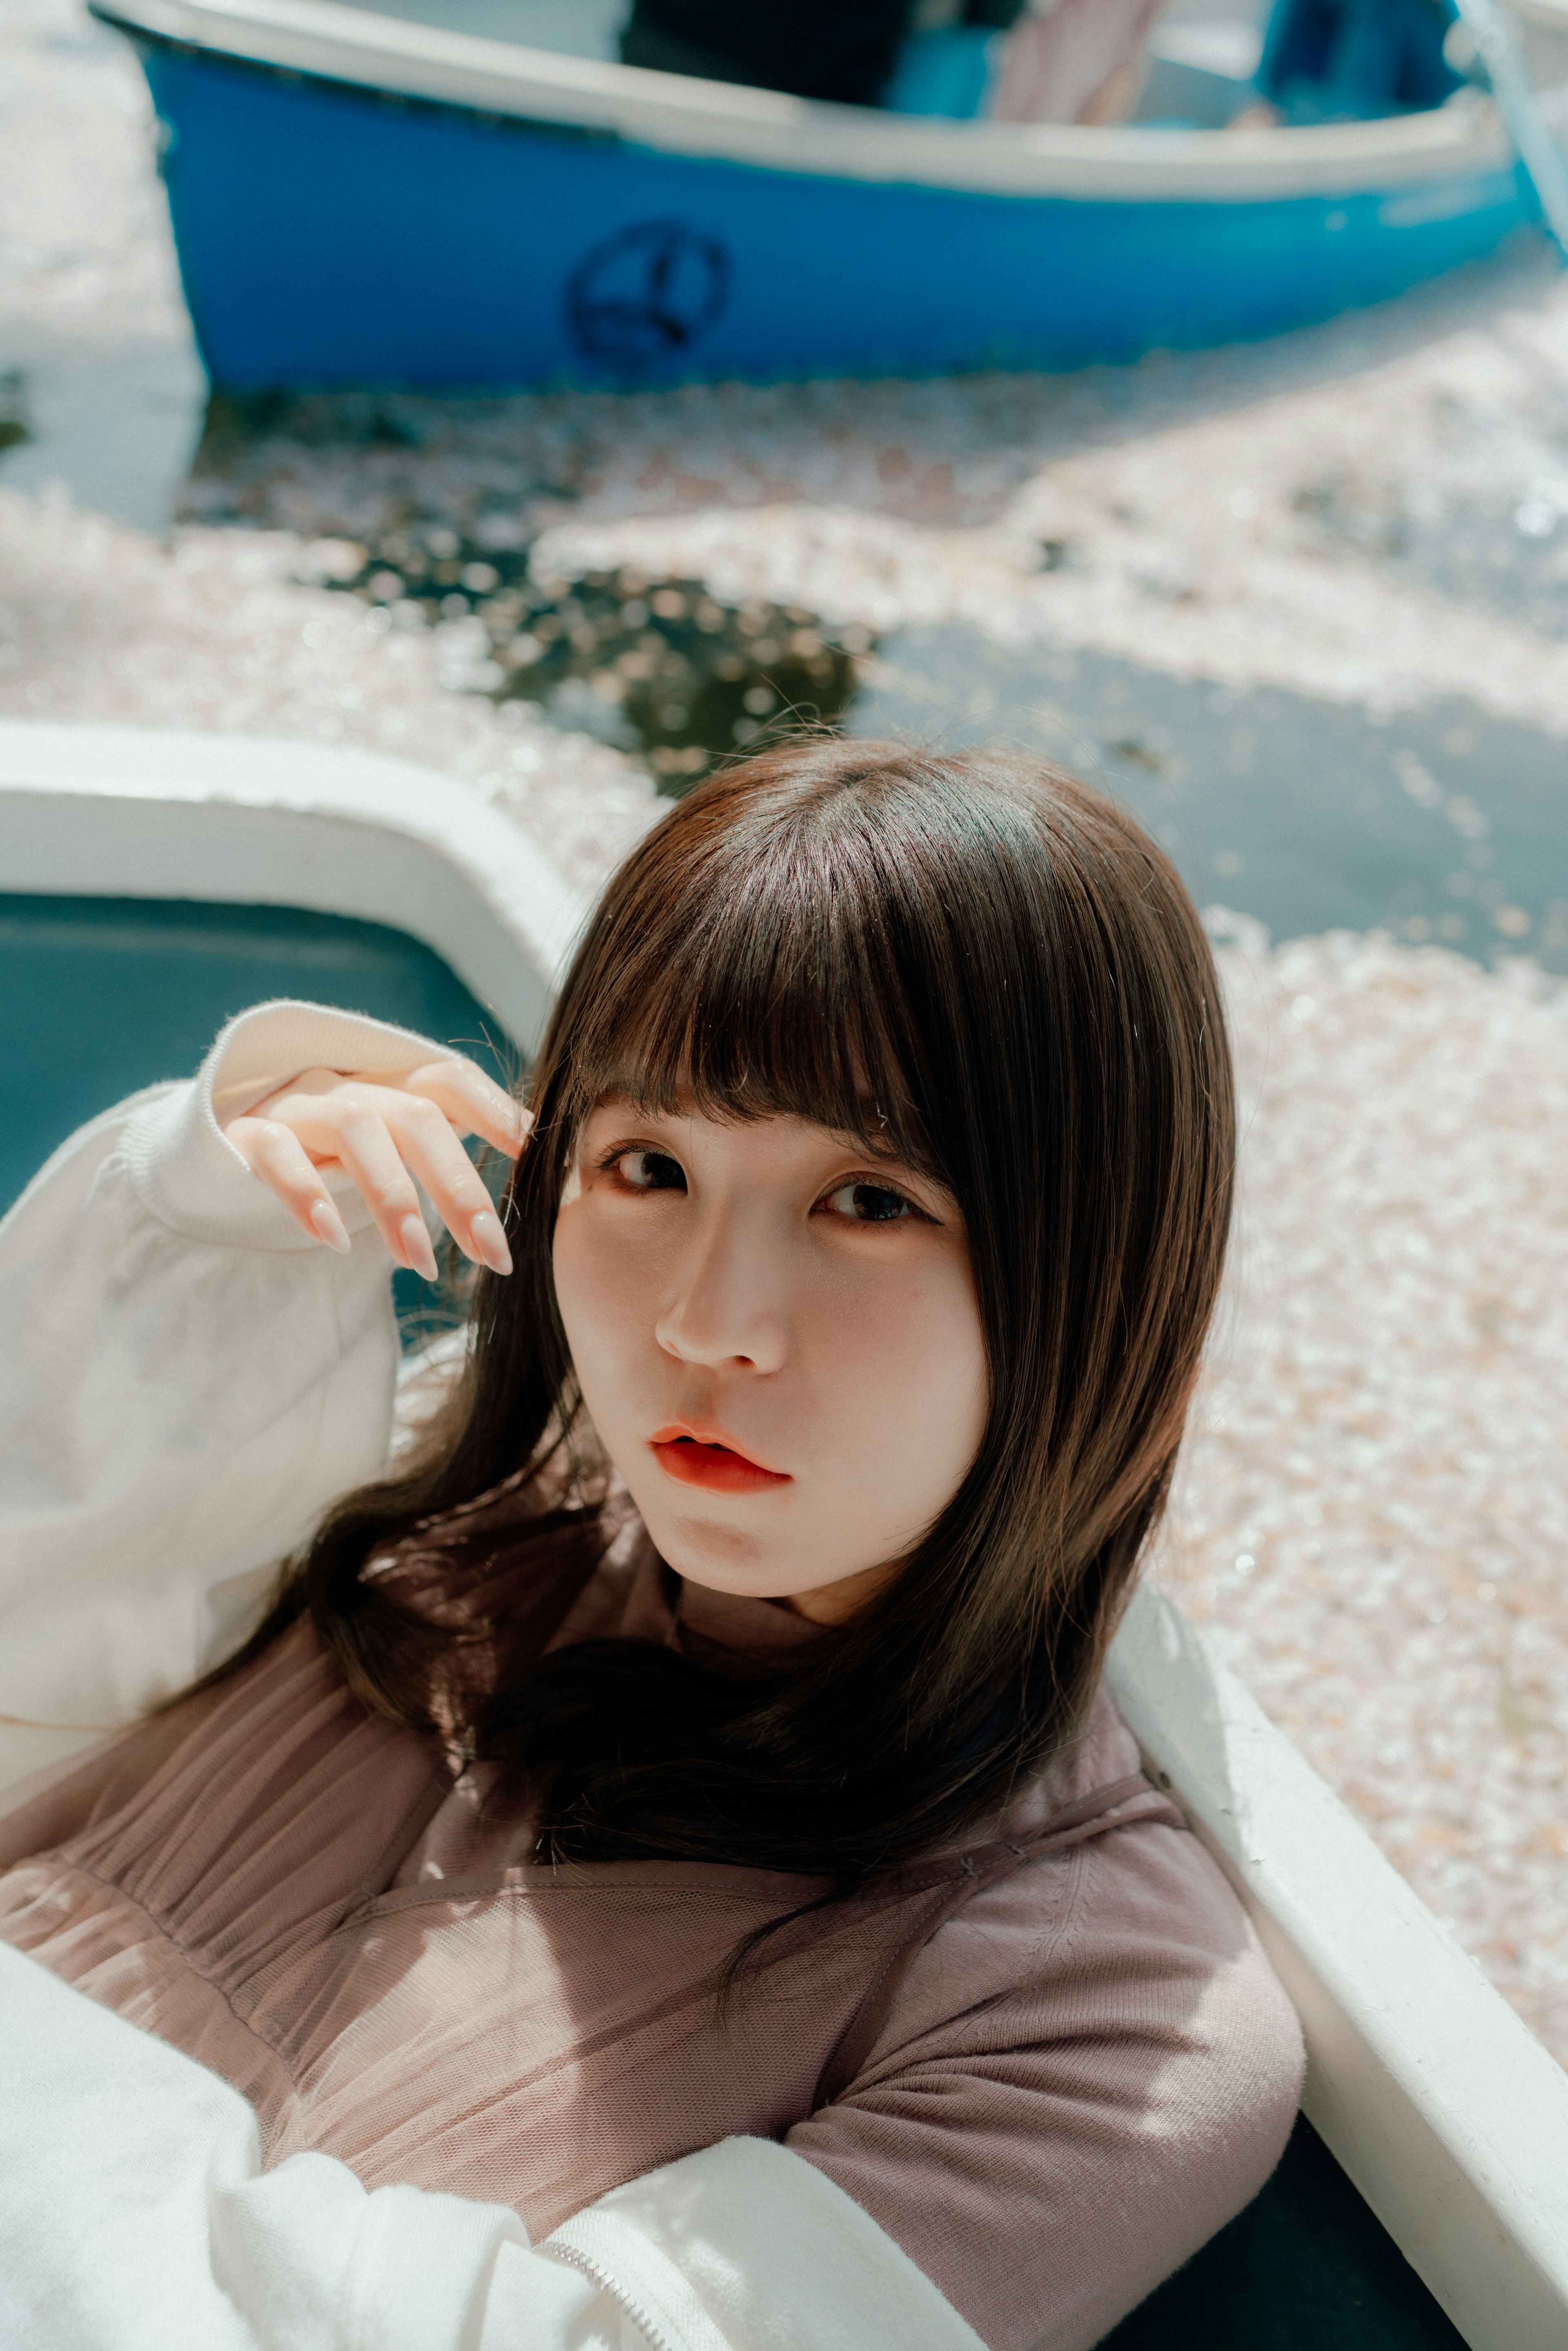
left=855, top=629, right=1568, bottom=965
left=2, top=0, right=1566, bottom=2063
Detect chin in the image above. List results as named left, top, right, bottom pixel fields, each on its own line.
left=652, top=1509, right=775, bottom=1582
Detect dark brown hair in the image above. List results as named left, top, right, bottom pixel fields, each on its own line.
left=215, top=740, right=1234, bottom=1884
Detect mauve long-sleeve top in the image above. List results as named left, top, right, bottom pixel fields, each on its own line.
left=0, top=1001, right=1303, bottom=2351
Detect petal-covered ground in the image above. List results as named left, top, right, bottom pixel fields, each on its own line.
left=1178, top=921, right=1568, bottom=2062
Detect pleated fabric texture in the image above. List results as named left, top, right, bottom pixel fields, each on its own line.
left=0, top=1525, right=1302, bottom=2347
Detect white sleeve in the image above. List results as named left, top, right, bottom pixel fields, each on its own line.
left=0, top=998, right=459, bottom=1797
left=0, top=1944, right=980, bottom=2351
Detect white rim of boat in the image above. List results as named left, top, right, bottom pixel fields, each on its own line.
left=0, top=720, right=592, bottom=1053
left=94, top=0, right=1567, bottom=204
left=1109, top=1585, right=1568, bottom=2351
left=4, top=715, right=1568, bottom=2347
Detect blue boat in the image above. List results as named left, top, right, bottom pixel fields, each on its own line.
left=92, top=0, right=1568, bottom=387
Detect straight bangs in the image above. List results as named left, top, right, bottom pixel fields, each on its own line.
left=550, top=791, right=940, bottom=1184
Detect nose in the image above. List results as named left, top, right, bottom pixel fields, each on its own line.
left=654, top=1211, right=788, bottom=1376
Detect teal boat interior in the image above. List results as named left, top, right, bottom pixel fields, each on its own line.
left=0, top=892, right=516, bottom=1341
left=0, top=883, right=1473, bottom=2347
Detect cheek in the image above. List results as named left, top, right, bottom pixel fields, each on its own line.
left=808, top=1258, right=988, bottom=1498
left=551, top=1205, right=649, bottom=1405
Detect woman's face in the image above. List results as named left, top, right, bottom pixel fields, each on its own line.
left=552, top=1098, right=988, bottom=1622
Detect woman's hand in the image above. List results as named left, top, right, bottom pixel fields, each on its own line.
left=221, top=1059, right=528, bottom=1279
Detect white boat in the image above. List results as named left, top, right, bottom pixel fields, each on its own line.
left=2, top=718, right=1567, bottom=2347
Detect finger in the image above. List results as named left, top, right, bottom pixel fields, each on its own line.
left=232, top=1083, right=504, bottom=1275
left=250, top=1063, right=528, bottom=1161
left=382, top=1094, right=514, bottom=1275
left=330, top=1110, right=440, bottom=1279
left=225, top=1118, right=354, bottom=1254
left=399, top=1059, right=530, bottom=1158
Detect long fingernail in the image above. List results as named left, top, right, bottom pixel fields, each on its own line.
left=400, top=1214, right=439, bottom=1281
left=470, top=1210, right=513, bottom=1275
left=310, top=1200, right=352, bottom=1255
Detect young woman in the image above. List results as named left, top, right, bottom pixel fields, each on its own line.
left=0, top=742, right=1301, bottom=2351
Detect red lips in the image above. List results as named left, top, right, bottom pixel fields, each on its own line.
left=649, top=1426, right=791, bottom=1495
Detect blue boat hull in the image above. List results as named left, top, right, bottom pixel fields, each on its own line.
left=137, top=40, right=1536, bottom=387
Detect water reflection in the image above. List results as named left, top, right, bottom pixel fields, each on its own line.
left=262, top=499, right=1568, bottom=968
left=849, top=626, right=1568, bottom=973
left=334, top=539, right=866, bottom=791
left=304, top=510, right=1568, bottom=972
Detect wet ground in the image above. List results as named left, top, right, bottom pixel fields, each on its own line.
left=178, top=416, right=1568, bottom=961
left=3, top=0, right=1567, bottom=2059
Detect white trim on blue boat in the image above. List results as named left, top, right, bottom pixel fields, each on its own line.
left=4, top=717, right=1568, bottom=2348
left=96, top=0, right=1561, bottom=203
left=0, top=720, right=591, bottom=1053
left=1109, top=1584, right=1568, bottom=2351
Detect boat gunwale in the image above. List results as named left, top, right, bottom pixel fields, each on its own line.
left=0, top=722, right=588, bottom=1052
left=91, top=0, right=1555, bottom=206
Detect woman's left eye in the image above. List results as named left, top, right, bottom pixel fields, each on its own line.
left=611, top=1147, right=687, bottom=1193
left=819, top=1180, right=918, bottom=1224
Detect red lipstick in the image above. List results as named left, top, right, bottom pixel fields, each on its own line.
left=649, top=1425, right=791, bottom=1495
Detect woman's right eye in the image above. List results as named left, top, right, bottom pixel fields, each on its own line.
left=611, top=1147, right=687, bottom=1193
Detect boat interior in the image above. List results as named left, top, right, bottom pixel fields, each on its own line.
left=324, top=0, right=1566, bottom=132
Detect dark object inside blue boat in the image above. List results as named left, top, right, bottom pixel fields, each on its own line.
left=1258, top=0, right=1465, bottom=119
left=621, top=0, right=1463, bottom=125
left=620, top=0, right=1025, bottom=106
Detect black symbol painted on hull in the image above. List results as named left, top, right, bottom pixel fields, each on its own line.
left=566, top=220, right=730, bottom=365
